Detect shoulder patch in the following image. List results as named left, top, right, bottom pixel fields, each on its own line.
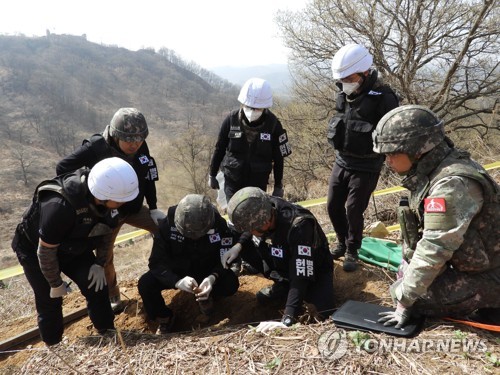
left=424, top=198, right=446, bottom=213
left=297, top=245, right=312, bottom=256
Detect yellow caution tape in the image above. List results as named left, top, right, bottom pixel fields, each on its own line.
left=0, top=229, right=151, bottom=281
left=1, top=162, right=498, bottom=281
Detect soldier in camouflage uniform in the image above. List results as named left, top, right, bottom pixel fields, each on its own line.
left=225, top=187, right=334, bottom=329
left=138, top=194, right=241, bottom=334
left=372, top=105, right=500, bottom=328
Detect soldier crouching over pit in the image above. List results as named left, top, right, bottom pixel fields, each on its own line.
left=224, top=187, right=335, bottom=333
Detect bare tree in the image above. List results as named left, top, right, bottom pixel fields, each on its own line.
left=11, top=146, right=33, bottom=185
left=274, top=101, right=335, bottom=200
left=276, top=0, right=499, bottom=133
left=168, top=126, right=213, bottom=195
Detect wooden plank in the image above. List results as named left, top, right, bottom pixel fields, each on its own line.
left=0, top=307, right=88, bottom=351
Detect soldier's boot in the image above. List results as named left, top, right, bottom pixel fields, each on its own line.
left=156, top=314, right=175, bottom=335
left=343, top=249, right=359, bottom=272
left=109, top=295, right=124, bottom=314
left=330, top=243, right=347, bottom=260
left=468, top=308, right=500, bottom=325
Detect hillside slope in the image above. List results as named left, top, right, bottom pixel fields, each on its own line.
left=0, top=33, right=238, bottom=262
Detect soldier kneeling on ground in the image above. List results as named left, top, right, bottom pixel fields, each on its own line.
left=373, top=105, right=500, bottom=328
left=138, top=194, right=241, bottom=334
left=223, top=187, right=335, bottom=333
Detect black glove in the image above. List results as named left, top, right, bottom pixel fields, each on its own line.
left=208, top=175, right=219, bottom=189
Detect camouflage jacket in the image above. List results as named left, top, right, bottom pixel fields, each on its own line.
left=395, top=141, right=500, bottom=306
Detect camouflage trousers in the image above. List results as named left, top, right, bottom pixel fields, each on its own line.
left=104, top=205, right=158, bottom=299
left=412, top=265, right=500, bottom=317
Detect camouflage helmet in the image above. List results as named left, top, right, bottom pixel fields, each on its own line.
left=373, top=105, right=444, bottom=156
left=174, top=194, right=215, bottom=239
left=227, top=187, right=273, bottom=233
left=109, top=108, right=149, bottom=143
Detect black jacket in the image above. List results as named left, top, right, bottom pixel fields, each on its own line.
left=209, top=109, right=291, bottom=186
left=56, top=133, right=158, bottom=215
left=327, top=69, right=399, bottom=173
left=259, top=197, right=333, bottom=316
left=148, top=206, right=238, bottom=288
left=12, top=168, right=116, bottom=261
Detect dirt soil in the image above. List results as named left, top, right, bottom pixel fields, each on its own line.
left=0, top=252, right=391, bottom=371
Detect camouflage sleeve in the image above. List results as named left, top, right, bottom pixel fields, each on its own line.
left=37, top=242, right=63, bottom=288
left=396, top=176, right=484, bottom=306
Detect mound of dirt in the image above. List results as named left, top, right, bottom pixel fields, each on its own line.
left=0, top=258, right=391, bottom=370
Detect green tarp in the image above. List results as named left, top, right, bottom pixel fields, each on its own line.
left=359, top=237, right=402, bottom=272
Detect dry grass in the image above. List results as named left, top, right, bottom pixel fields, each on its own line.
left=1, top=234, right=499, bottom=374
left=2, top=172, right=500, bottom=374
left=3, top=321, right=499, bottom=375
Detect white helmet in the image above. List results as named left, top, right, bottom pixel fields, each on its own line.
left=237, top=78, right=273, bottom=108
left=88, top=157, right=139, bottom=202
left=331, top=44, right=373, bottom=79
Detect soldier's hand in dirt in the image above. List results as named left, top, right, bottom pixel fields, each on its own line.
left=255, top=321, right=287, bottom=334
left=175, top=276, right=198, bottom=293
left=221, top=243, right=242, bottom=268
left=195, top=275, right=216, bottom=301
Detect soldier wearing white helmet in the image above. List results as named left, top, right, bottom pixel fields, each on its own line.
left=11, top=157, right=139, bottom=346
left=373, top=105, right=500, bottom=328
left=56, top=107, right=166, bottom=311
left=327, top=44, right=399, bottom=272
left=208, top=78, right=292, bottom=202
left=208, top=78, right=292, bottom=275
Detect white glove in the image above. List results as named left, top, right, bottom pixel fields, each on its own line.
left=150, top=209, right=166, bottom=225
left=195, top=275, right=216, bottom=301
left=255, top=321, right=287, bottom=334
left=221, top=243, right=242, bottom=268
left=378, top=302, right=412, bottom=329
left=50, top=281, right=72, bottom=298
left=175, top=276, right=198, bottom=293
left=88, top=264, right=107, bottom=292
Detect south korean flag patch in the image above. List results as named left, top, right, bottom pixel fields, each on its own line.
left=278, top=130, right=292, bottom=157
left=138, top=155, right=150, bottom=164
left=260, top=133, right=271, bottom=141
left=271, top=247, right=283, bottom=258
left=221, top=237, right=233, bottom=246
left=209, top=233, right=221, bottom=243
left=297, top=245, right=312, bottom=257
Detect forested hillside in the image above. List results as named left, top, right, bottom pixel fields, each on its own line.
left=0, top=33, right=239, bottom=263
